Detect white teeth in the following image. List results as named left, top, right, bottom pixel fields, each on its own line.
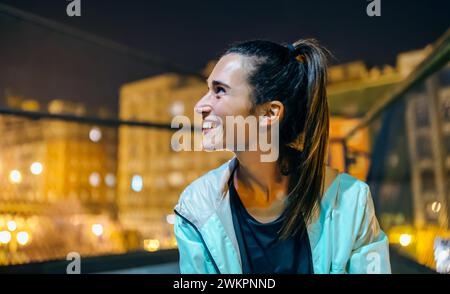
left=202, top=121, right=216, bottom=129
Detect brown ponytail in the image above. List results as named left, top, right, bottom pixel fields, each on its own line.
left=279, top=39, right=330, bottom=239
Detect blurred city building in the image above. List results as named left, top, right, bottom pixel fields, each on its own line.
left=327, top=59, right=403, bottom=179
left=0, top=97, right=124, bottom=265
left=401, top=63, right=450, bottom=268
left=339, top=45, right=450, bottom=269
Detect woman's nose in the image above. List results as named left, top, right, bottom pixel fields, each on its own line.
left=194, top=105, right=213, bottom=120
left=194, top=95, right=213, bottom=118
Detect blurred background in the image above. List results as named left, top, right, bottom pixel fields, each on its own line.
left=0, top=0, right=449, bottom=273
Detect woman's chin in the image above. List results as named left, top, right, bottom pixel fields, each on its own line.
left=202, top=139, right=224, bottom=152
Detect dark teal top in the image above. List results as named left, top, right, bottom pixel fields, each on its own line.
left=229, top=168, right=313, bottom=274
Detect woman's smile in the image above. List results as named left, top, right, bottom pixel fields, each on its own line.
left=201, top=120, right=219, bottom=135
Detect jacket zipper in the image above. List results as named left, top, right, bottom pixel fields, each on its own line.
left=174, top=209, right=221, bottom=274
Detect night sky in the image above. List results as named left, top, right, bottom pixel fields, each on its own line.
left=0, top=0, right=449, bottom=114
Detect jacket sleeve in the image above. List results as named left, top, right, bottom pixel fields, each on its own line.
left=346, top=186, right=392, bottom=274
left=174, top=213, right=217, bottom=274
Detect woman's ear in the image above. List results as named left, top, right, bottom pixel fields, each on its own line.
left=259, top=100, right=284, bottom=127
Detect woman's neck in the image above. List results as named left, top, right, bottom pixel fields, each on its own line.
left=234, top=151, right=289, bottom=208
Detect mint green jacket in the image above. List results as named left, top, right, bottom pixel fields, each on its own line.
left=174, top=158, right=391, bottom=274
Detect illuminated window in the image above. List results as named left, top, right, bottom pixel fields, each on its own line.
left=7, top=220, right=17, bottom=231
left=30, top=162, right=43, bottom=175
left=89, top=127, right=102, bottom=142
left=91, top=224, right=103, bottom=236
left=9, top=170, right=22, bottom=184
left=105, top=173, right=116, bottom=188
left=89, top=172, right=101, bottom=187
left=17, top=232, right=29, bottom=246
left=131, top=174, right=143, bottom=192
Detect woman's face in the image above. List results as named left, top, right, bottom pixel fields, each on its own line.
left=194, top=53, right=255, bottom=151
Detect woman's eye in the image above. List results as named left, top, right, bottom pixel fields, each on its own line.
left=215, top=86, right=226, bottom=94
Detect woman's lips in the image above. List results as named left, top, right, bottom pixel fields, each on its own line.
left=202, top=121, right=219, bottom=135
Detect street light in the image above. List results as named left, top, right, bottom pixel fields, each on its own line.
left=16, top=232, right=29, bottom=246
left=9, top=170, right=22, bottom=184
left=30, top=162, right=43, bottom=175
left=89, top=127, right=102, bottom=142
left=0, top=231, right=11, bottom=244
left=91, top=224, right=103, bottom=237
left=143, top=239, right=160, bottom=252
left=89, top=172, right=101, bottom=187
left=105, top=173, right=116, bottom=187
left=431, top=201, right=442, bottom=213
left=131, top=174, right=143, bottom=192
left=399, top=234, right=412, bottom=247
left=166, top=214, right=176, bottom=225
left=7, top=220, right=17, bottom=231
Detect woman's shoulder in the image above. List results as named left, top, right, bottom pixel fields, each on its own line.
left=317, top=167, right=372, bottom=218
left=333, top=171, right=373, bottom=211
left=174, top=159, right=233, bottom=222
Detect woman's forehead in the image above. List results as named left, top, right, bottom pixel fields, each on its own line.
left=208, top=54, right=249, bottom=87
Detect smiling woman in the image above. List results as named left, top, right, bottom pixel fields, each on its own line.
left=173, top=39, right=391, bottom=274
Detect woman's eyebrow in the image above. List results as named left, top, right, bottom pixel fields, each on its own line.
left=207, top=79, right=231, bottom=89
